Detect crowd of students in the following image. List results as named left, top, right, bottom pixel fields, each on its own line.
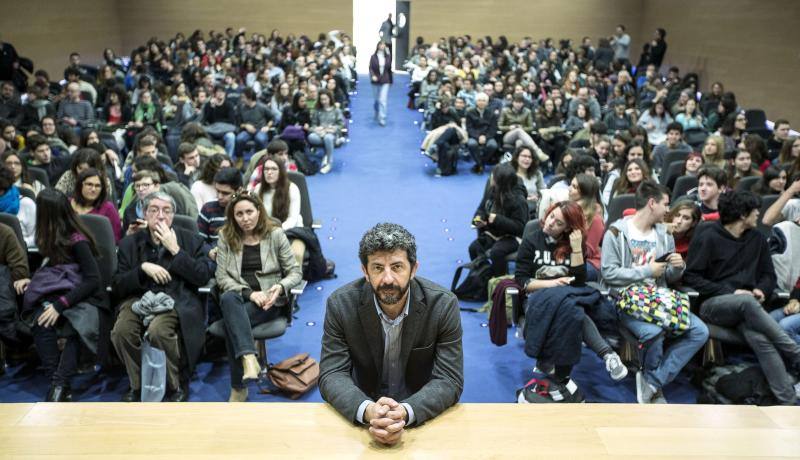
left=0, top=28, right=353, bottom=402
left=421, top=29, right=800, bottom=405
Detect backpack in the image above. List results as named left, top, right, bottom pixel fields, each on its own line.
left=438, top=144, right=459, bottom=176
left=451, top=256, right=493, bottom=302
left=697, top=363, right=778, bottom=406
left=293, top=150, right=320, bottom=176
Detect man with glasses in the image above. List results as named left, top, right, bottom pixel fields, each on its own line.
left=122, top=170, right=161, bottom=235
left=111, top=191, right=213, bottom=402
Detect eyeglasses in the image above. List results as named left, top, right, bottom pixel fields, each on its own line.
left=145, top=207, right=174, bottom=216
left=134, top=182, right=155, bottom=190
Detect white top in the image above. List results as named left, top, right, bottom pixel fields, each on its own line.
left=628, top=224, right=657, bottom=284
left=18, top=196, right=37, bottom=248
left=190, top=181, right=217, bottom=212
left=259, top=182, right=303, bottom=230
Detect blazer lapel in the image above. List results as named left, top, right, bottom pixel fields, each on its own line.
left=399, top=280, right=426, bottom=368
left=357, top=283, right=384, bottom=376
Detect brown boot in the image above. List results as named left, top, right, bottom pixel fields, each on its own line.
left=228, top=387, right=248, bottom=402
left=241, top=354, right=261, bottom=382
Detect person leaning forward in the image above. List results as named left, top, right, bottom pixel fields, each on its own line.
left=111, top=191, right=213, bottom=402
left=319, top=223, right=464, bottom=446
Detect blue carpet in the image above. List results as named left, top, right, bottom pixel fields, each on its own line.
left=0, top=75, right=698, bottom=404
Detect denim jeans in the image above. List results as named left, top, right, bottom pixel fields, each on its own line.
left=467, top=138, right=499, bottom=165
left=620, top=312, right=709, bottom=390
left=701, top=294, right=800, bottom=404
left=770, top=308, right=800, bottom=344
left=308, top=132, right=336, bottom=165
left=235, top=130, right=269, bottom=160
left=219, top=290, right=281, bottom=388
left=372, top=83, right=390, bottom=124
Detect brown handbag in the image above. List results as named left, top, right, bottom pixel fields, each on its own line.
left=262, top=353, right=320, bottom=399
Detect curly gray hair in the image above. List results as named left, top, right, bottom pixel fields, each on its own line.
left=358, top=223, right=417, bottom=266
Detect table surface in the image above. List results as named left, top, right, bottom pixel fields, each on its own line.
left=0, top=402, right=798, bottom=459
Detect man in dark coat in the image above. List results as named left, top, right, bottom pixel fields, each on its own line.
left=111, top=191, right=212, bottom=402
left=319, top=223, right=463, bottom=446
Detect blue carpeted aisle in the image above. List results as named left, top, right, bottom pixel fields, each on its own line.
left=0, top=75, right=697, bottom=404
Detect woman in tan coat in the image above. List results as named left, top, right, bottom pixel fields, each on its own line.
left=215, top=191, right=302, bottom=402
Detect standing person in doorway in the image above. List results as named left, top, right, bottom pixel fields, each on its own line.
left=378, top=13, right=396, bottom=50
left=369, top=41, right=393, bottom=127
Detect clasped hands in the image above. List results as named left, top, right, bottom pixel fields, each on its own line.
left=364, top=397, right=407, bottom=446
left=249, top=284, right=283, bottom=310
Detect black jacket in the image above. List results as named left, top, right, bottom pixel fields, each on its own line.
left=684, top=221, right=776, bottom=301
left=466, top=107, right=498, bottom=139
left=514, top=226, right=587, bottom=291
left=474, top=189, right=527, bottom=239
left=368, top=52, right=393, bottom=85
left=112, top=227, right=213, bottom=375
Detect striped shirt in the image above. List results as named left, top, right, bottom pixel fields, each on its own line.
left=197, top=200, right=226, bottom=245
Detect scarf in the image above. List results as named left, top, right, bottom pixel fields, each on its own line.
left=0, top=186, right=21, bottom=215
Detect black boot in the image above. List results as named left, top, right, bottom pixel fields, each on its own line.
left=46, top=385, right=72, bottom=402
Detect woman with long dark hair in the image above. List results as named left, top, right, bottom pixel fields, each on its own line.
left=515, top=201, right=626, bottom=402
left=612, top=158, right=651, bottom=200
left=665, top=199, right=701, bottom=259
left=568, top=173, right=604, bottom=279
left=23, top=189, right=106, bottom=401
left=252, top=157, right=305, bottom=264
left=278, top=91, right=312, bottom=154
left=0, top=167, right=36, bottom=247
left=1, top=150, right=45, bottom=196
left=369, top=41, right=393, bottom=127
left=190, top=153, right=231, bottom=210
left=70, top=168, right=122, bottom=242
left=215, top=191, right=301, bottom=402
left=468, top=163, right=528, bottom=277
left=751, top=166, right=786, bottom=196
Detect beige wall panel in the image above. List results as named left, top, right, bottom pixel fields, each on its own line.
left=641, top=0, right=800, bottom=122
left=0, top=0, right=123, bottom=82
left=117, top=0, right=352, bottom=52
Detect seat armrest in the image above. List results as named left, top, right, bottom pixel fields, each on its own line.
left=290, top=280, right=308, bottom=296
left=198, top=279, right=217, bottom=295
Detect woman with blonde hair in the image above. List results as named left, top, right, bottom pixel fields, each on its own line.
left=701, top=135, right=726, bottom=169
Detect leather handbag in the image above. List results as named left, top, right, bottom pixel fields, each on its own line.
left=263, top=353, right=319, bottom=399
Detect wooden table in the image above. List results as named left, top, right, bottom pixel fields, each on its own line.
left=0, top=402, right=798, bottom=458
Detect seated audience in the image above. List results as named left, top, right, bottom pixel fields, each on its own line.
left=198, top=167, right=242, bottom=253
left=692, top=166, right=727, bottom=219
left=516, top=201, right=625, bottom=402
left=651, top=122, right=691, bottom=173
left=308, top=90, right=345, bottom=174
left=214, top=192, right=302, bottom=401
left=235, top=87, right=273, bottom=162
left=511, top=146, right=545, bottom=215
left=466, top=93, right=499, bottom=173
left=111, top=191, right=213, bottom=402
left=568, top=173, right=604, bottom=278
left=24, top=189, right=106, bottom=402
left=251, top=157, right=306, bottom=264
left=122, top=170, right=160, bottom=235
left=637, top=100, right=672, bottom=146
left=664, top=199, right=701, bottom=259
left=70, top=168, right=122, bottom=242
left=2, top=150, right=45, bottom=197
left=684, top=190, right=800, bottom=405
left=468, top=163, right=527, bottom=277
left=0, top=167, right=36, bottom=247
left=175, top=142, right=201, bottom=189
left=25, top=134, right=70, bottom=185
left=727, top=149, right=761, bottom=190
left=665, top=151, right=703, bottom=191
left=191, top=153, right=232, bottom=211
left=601, top=180, right=709, bottom=404
left=751, top=166, right=786, bottom=196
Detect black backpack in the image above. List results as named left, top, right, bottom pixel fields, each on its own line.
left=451, top=256, right=493, bottom=302
left=697, top=363, right=778, bottom=406
left=293, top=150, right=320, bottom=176
left=438, top=144, right=459, bottom=176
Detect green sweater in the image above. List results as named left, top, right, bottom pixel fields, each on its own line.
left=498, top=107, right=533, bottom=132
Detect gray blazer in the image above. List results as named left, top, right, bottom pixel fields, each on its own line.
left=319, top=276, right=463, bottom=425
left=215, top=227, right=302, bottom=296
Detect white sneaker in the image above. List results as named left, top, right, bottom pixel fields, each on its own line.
left=320, top=162, right=332, bottom=174
left=604, top=352, right=629, bottom=382
left=636, top=371, right=658, bottom=404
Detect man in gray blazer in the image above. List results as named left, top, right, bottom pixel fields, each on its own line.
left=319, top=223, right=464, bottom=445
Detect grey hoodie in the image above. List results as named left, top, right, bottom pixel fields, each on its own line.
left=600, top=215, right=683, bottom=290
